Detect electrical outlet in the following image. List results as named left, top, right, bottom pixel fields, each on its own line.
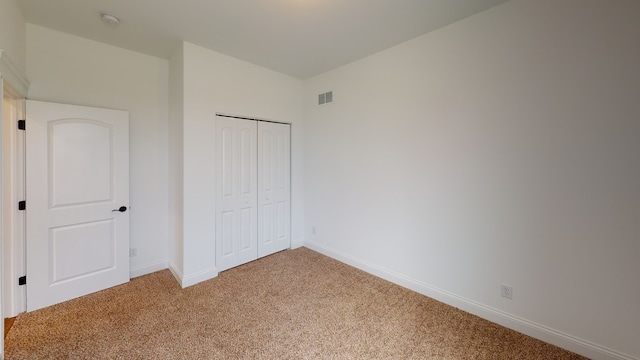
left=500, top=284, right=513, bottom=299
left=129, top=248, right=137, bottom=257
left=311, top=227, right=316, bottom=235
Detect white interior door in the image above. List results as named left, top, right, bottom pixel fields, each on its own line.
left=258, top=121, right=291, bottom=257
left=26, top=100, right=130, bottom=312
left=215, top=117, right=258, bottom=271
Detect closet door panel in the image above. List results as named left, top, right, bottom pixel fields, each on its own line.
left=258, top=122, right=291, bottom=257
left=215, top=118, right=258, bottom=271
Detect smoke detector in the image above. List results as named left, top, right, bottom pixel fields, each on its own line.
left=100, top=12, right=121, bottom=25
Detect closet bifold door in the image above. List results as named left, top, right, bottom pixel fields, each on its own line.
left=257, top=121, right=291, bottom=258
left=215, top=117, right=258, bottom=271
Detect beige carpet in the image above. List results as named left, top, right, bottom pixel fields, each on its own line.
left=5, top=248, right=587, bottom=359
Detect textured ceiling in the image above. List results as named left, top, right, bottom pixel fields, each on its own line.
left=18, top=0, right=509, bottom=79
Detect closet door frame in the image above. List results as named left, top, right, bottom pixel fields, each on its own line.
left=214, top=114, right=291, bottom=272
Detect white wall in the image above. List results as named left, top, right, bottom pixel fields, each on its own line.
left=168, top=44, right=185, bottom=279
left=174, top=42, right=304, bottom=285
left=26, top=24, right=170, bottom=278
left=0, top=0, right=26, bottom=76
left=303, top=0, right=640, bottom=359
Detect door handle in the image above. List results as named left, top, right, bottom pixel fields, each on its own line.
left=112, top=206, right=128, bottom=212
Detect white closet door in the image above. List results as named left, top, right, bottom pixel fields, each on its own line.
left=215, top=117, right=258, bottom=271
left=258, top=121, right=291, bottom=258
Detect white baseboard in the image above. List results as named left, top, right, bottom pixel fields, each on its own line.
left=130, top=260, right=168, bottom=278
left=290, top=237, right=304, bottom=249
left=168, top=262, right=184, bottom=286
left=304, top=239, right=637, bottom=360
left=168, top=264, right=218, bottom=289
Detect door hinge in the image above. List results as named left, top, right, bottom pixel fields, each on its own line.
left=18, top=200, right=26, bottom=210
left=18, top=119, right=26, bottom=131
left=18, top=276, right=26, bottom=285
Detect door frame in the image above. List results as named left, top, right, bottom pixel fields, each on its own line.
left=1, top=49, right=30, bottom=359
left=214, top=113, right=293, bottom=270
left=2, top=83, right=26, bottom=318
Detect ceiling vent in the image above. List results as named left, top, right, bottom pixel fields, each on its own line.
left=318, top=91, right=333, bottom=105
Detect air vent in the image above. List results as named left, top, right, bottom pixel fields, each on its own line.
left=318, top=91, right=333, bottom=105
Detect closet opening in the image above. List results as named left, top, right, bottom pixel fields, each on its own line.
left=214, top=114, right=291, bottom=271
